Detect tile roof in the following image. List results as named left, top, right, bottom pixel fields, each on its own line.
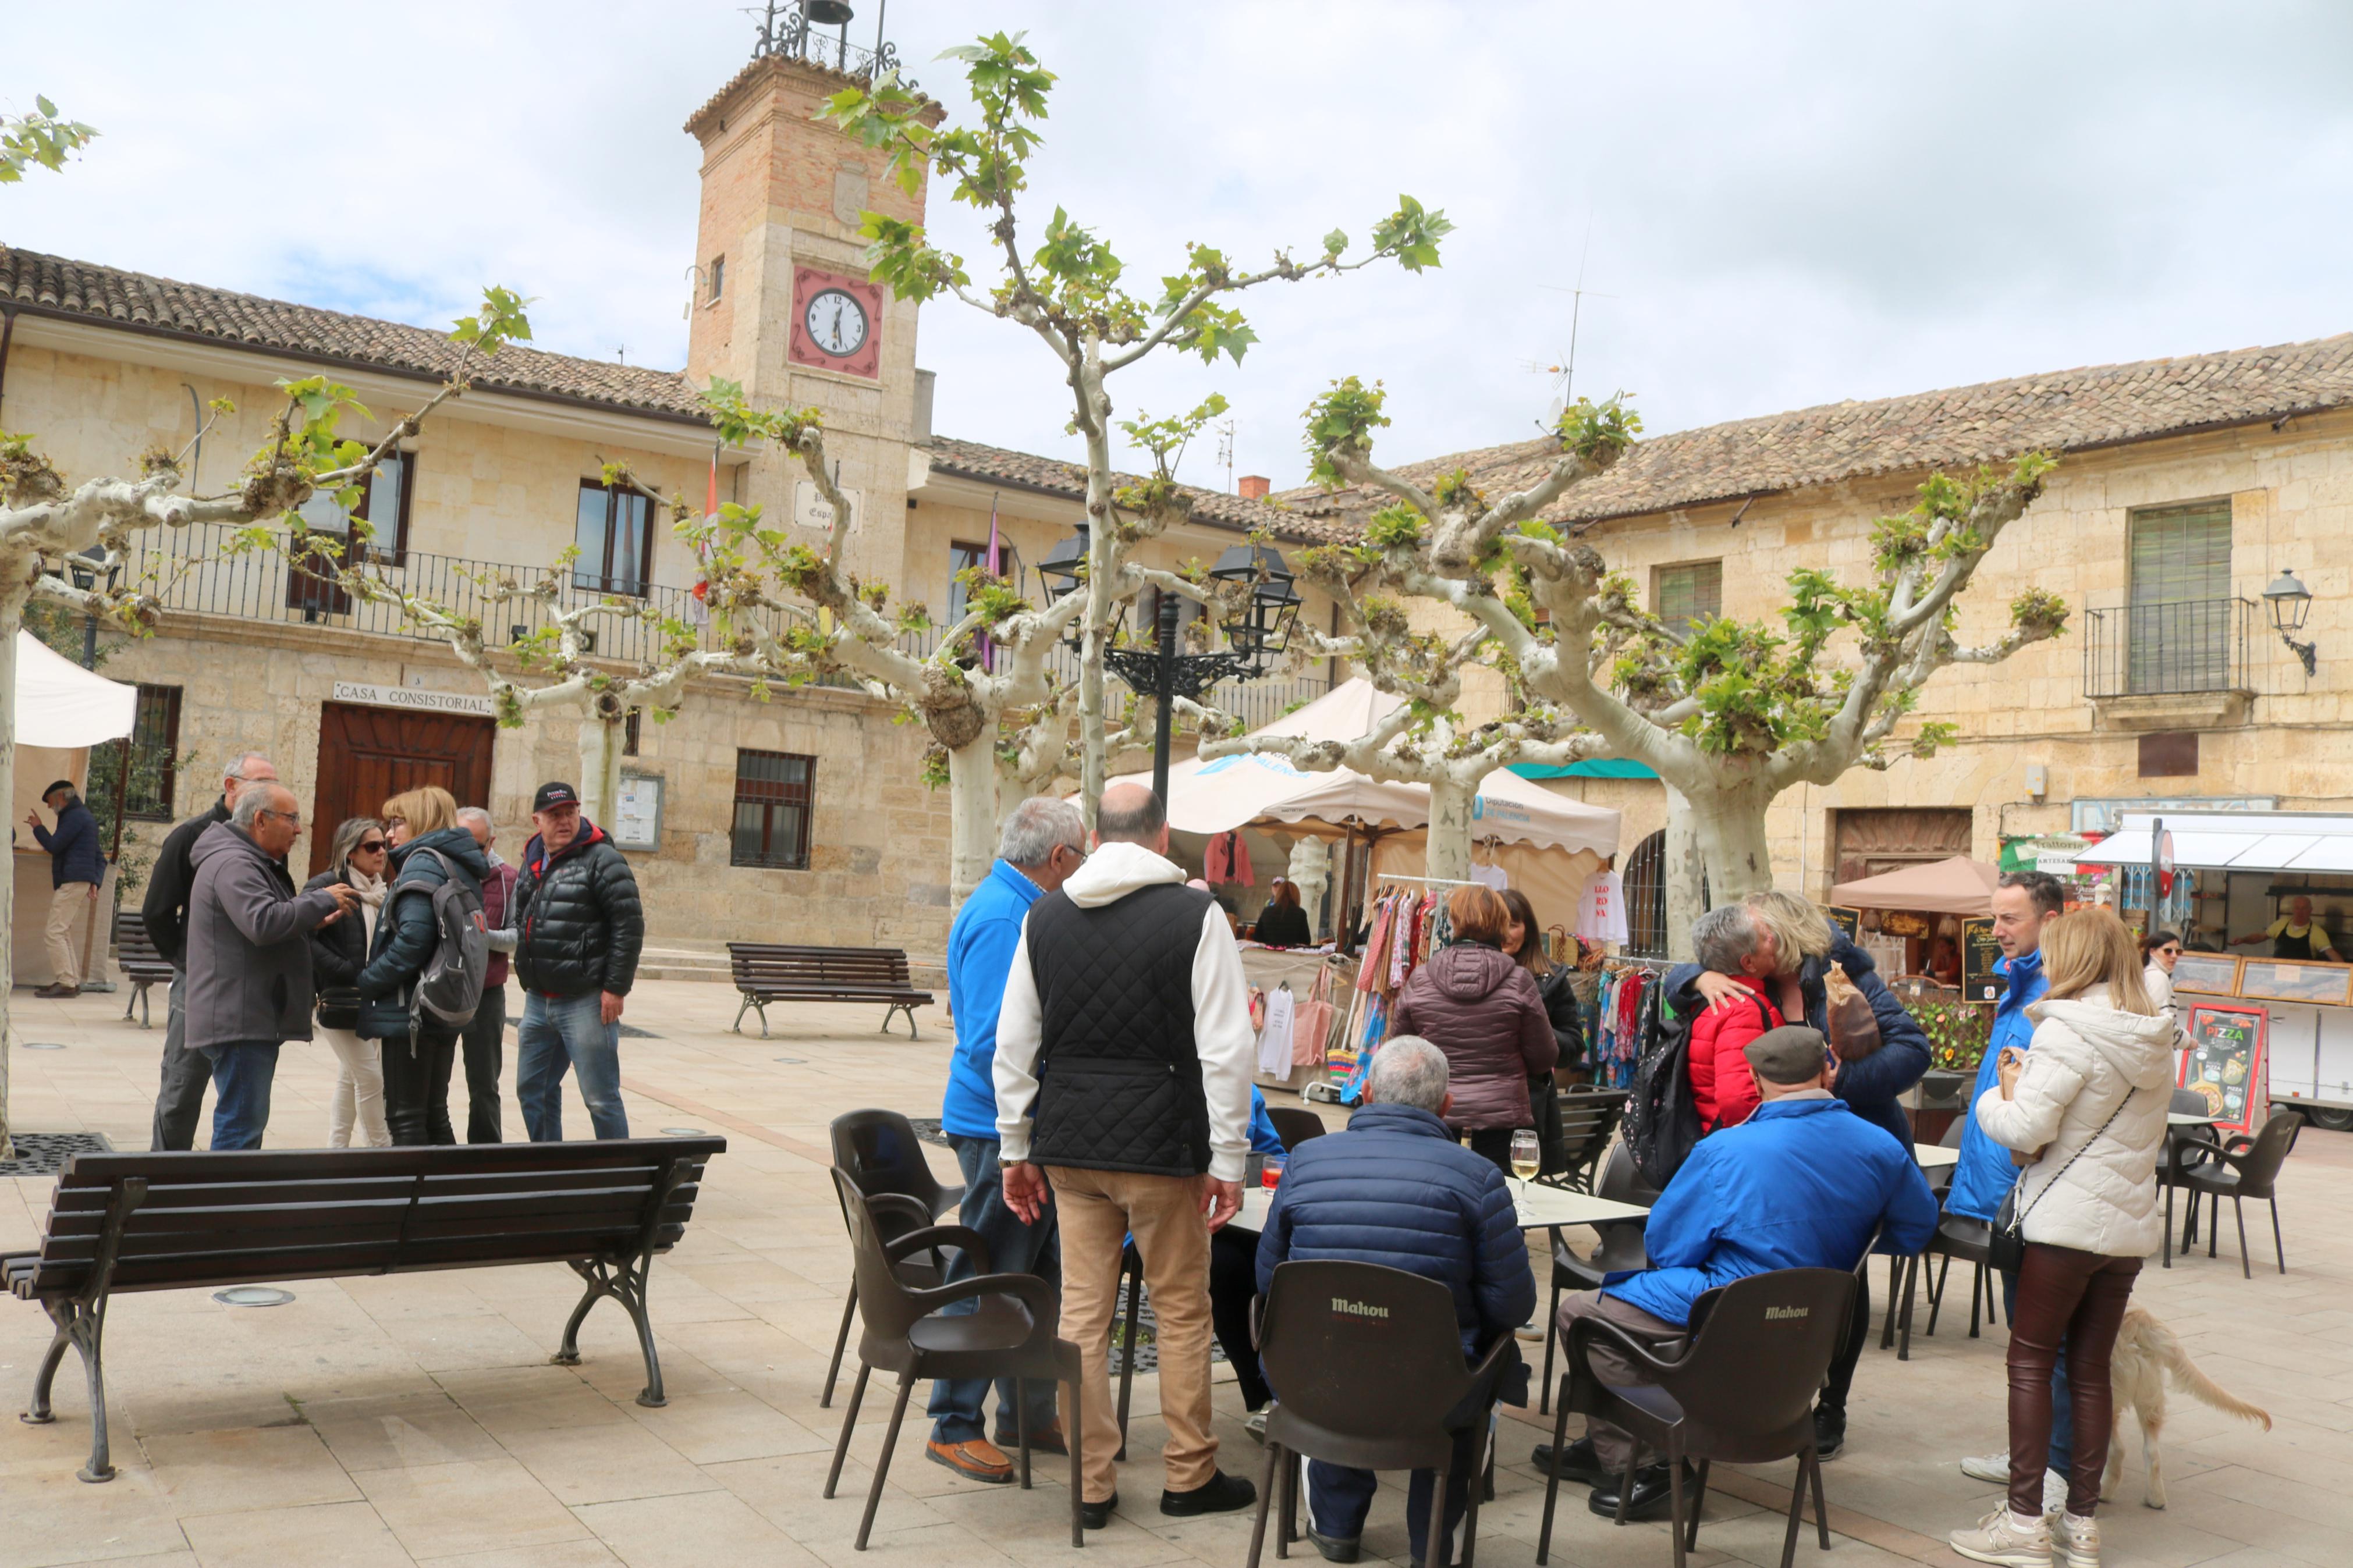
left=1, top=244, right=711, bottom=423
left=927, top=434, right=1355, bottom=545
left=1282, top=333, right=2353, bottom=529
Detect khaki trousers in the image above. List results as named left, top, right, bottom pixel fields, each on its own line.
left=44, top=882, right=91, bottom=989
left=1046, top=1165, right=1219, bottom=1503
left=1555, top=1290, right=1688, bottom=1473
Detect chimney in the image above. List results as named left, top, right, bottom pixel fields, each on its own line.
left=912, top=368, right=935, bottom=447
left=1238, top=474, right=1270, bottom=500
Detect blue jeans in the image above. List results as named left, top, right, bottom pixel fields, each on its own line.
left=516, top=992, right=628, bottom=1141
left=203, top=1041, right=281, bottom=1150
left=2001, top=1268, right=2071, bottom=1478
left=928, top=1133, right=1062, bottom=1443
left=1308, top=1425, right=1481, bottom=1562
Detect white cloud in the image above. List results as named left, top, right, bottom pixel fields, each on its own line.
left=9, top=0, right=2352, bottom=496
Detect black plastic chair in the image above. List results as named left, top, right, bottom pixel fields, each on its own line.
left=1244, top=1260, right=1518, bottom=1568
left=1919, top=1213, right=1999, bottom=1341
left=823, top=1111, right=966, bottom=1407
left=822, top=1169, right=1085, bottom=1549
left=2159, top=1089, right=2227, bottom=1268
left=1266, top=1106, right=1329, bottom=1151
left=1541, top=1142, right=1652, bottom=1414
left=1545, top=1088, right=1626, bottom=1193
left=2175, top=1110, right=2302, bottom=1278
left=1879, top=1121, right=1963, bottom=1357
left=1536, top=1268, right=1858, bottom=1568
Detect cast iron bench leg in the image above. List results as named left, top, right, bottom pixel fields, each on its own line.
left=20, top=1297, right=123, bottom=1482
left=553, top=1158, right=688, bottom=1408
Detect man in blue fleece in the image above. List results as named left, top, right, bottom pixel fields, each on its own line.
left=1545, top=1026, right=1938, bottom=1521
left=925, top=797, right=1088, bottom=1483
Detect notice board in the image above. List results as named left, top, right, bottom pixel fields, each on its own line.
left=2181, top=1002, right=2268, bottom=1135
left=1961, top=917, right=2006, bottom=1004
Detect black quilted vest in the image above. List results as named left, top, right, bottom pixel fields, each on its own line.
left=1025, top=879, right=1214, bottom=1176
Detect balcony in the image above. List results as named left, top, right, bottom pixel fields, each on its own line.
left=124, top=522, right=1328, bottom=734
left=2082, top=598, right=2258, bottom=699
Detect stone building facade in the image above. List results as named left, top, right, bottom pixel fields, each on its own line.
left=0, top=49, right=1337, bottom=965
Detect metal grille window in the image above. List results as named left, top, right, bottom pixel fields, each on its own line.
left=1621, top=830, right=1669, bottom=957
left=2128, top=501, right=2232, bottom=692
left=1655, top=561, right=1723, bottom=634
left=123, top=685, right=181, bottom=822
left=731, top=749, right=814, bottom=870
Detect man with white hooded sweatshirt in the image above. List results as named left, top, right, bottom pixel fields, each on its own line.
left=994, top=783, right=1259, bottom=1531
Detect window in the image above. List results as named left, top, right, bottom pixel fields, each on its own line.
left=284, top=449, right=415, bottom=613
left=122, top=684, right=182, bottom=822
left=2139, top=731, right=2201, bottom=778
left=1654, top=560, right=1723, bottom=634
left=575, top=479, right=654, bottom=596
left=947, top=540, right=988, bottom=624
left=2127, top=500, right=2232, bottom=692
left=1619, top=829, right=1709, bottom=959
left=707, top=255, right=725, bottom=302
left=623, top=709, right=641, bottom=758
left=732, top=749, right=814, bottom=870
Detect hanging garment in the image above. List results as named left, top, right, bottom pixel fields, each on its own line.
left=1292, top=963, right=1336, bottom=1068
left=1204, top=831, right=1255, bottom=887
left=1257, top=983, right=1296, bottom=1076
left=1356, top=897, right=1396, bottom=992
left=1469, top=863, right=1509, bottom=891
left=1576, top=871, right=1630, bottom=945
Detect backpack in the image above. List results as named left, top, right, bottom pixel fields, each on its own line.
left=1622, top=989, right=1704, bottom=1189
left=401, top=847, right=488, bottom=1036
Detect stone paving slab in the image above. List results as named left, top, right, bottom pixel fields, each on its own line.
left=2, top=977, right=2348, bottom=1566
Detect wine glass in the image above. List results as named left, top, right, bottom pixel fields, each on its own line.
left=1509, top=1129, right=1541, bottom=1206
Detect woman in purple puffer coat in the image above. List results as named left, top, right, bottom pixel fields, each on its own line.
left=1390, top=884, right=1559, bottom=1175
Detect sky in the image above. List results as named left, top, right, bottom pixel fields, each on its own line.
left=9, top=1, right=2353, bottom=495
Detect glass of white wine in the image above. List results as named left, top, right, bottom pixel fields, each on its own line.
left=1510, top=1129, right=1541, bottom=1207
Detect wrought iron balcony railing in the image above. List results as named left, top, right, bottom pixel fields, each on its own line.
left=122, top=522, right=1328, bottom=733
left=2082, top=598, right=2257, bottom=699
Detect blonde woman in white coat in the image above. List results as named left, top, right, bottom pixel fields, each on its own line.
left=1950, top=910, right=2176, bottom=1568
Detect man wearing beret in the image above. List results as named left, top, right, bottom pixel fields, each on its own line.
left=27, top=779, right=105, bottom=998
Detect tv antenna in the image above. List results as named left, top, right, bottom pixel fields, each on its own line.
left=1529, top=221, right=1614, bottom=424
left=1213, top=418, right=1236, bottom=493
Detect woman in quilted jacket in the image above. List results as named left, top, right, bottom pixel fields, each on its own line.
left=357, top=785, right=489, bottom=1147
left=1950, top=909, right=2175, bottom=1568
left=1389, top=884, right=1556, bottom=1175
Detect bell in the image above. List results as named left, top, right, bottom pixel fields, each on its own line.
left=806, top=1, right=854, bottom=23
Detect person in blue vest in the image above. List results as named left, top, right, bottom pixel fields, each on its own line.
left=1944, top=869, right=2068, bottom=1502
left=925, top=797, right=1089, bottom=1484
left=1208, top=1087, right=1293, bottom=1441
left=1537, top=1026, right=1939, bottom=1521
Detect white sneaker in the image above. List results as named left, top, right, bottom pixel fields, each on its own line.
left=1513, top=1319, right=1546, bottom=1342
left=2049, top=1512, right=2100, bottom=1568
left=1244, top=1407, right=1268, bottom=1443
left=1950, top=1506, right=2053, bottom=1568
left=1958, top=1455, right=2067, bottom=1509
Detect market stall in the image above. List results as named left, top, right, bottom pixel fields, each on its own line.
left=11, top=631, right=139, bottom=990
left=1827, top=854, right=1999, bottom=984
left=2065, top=811, right=2353, bottom=1129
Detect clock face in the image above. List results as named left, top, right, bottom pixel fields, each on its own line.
left=804, top=289, right=869, bottom=357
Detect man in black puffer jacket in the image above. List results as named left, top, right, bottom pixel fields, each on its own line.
left=509, top=781, right=643, bottom=1142
left=1256, top=1036, right=1534, bottom=1566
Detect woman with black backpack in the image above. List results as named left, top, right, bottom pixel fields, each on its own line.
left=357, top=785, right=490, bottom=1146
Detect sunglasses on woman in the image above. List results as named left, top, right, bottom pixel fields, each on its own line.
left=356, top=839, right=388, bottom=854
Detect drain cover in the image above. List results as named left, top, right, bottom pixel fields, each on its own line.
left=661, top=1127, right=707, bottom=1137
left=214, top=1287, right=294, bottom=1308
left=22, top=1041, right=64, bottom=1051
left=773, top=1057, right=805, bottom=1065
left=0, top=1131, right=115, bottom=1176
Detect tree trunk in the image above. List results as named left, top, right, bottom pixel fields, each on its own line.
left=945, top=735, right=1002, bottom=911
left=577, top=716, right=623, bottom=828
left=1688, top=785, right=1777, bottom=903
left=1662, top=784, right=1705, bottom=961
left=1424, top=778, right=1476, bottom=884
left=1285, top=836, right=1332, bottom=940
left=0, top=599, right=21, bottom=1160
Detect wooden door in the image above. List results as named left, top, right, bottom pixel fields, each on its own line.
left=310, top=702, right=496, bottom=876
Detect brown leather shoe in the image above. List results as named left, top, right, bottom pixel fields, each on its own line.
left=925, top=1437, right=1015, bottom=1484
left=33, top=983, right=76, bottom=999
left=995, top=1420, right=1067, bottom=1456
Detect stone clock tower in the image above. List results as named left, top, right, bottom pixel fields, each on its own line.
left=682, top=29, right=938, bottom=589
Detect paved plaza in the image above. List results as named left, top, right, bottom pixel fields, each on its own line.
left=2, top=980, right=2348, bottom=1567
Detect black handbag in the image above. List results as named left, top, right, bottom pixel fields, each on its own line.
left=1989, top=1085, right=2135, bottom=1274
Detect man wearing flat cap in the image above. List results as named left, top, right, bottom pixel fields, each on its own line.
left=27, top=779, right=105, bottom=998
left=1535, top=1025, right=1940, bottom=1519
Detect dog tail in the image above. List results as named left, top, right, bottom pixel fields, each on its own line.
left=2160, top=1332, right=2272, bottom=1431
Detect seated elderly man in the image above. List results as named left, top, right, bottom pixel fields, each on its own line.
left=1255, top=1037, right=1534, bottom=1566
left=1534, top=1026, right=1939, bottom=1520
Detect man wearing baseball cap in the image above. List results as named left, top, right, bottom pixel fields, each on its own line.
left=1532, top=1026, right=1938, bottom=1519
left=507, top=781, right=644, bottom=1140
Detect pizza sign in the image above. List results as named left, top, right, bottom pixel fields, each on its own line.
left=789, top=266, right=883, bottom=381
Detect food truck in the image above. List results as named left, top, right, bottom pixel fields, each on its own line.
left=2066, top=810, right=2353, bottom=1130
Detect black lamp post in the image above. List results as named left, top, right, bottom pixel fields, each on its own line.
left=2263, top=567, right=2317, bottom=677
left=65, top=548, right=118, bottom=669
left=1038, top=532, right=1301, bottom=805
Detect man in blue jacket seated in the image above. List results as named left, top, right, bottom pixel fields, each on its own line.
left=1255, top=1037, right=1534, bottom=1566
left=1537, top=1026, right=1939, bottom=1521
left=925, top=797, right=1088, bottom=1484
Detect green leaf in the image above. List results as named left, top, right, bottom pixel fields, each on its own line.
left=1322, top=228, right=1348, bottom=257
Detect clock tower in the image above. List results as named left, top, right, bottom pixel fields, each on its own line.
left=682, top=29, right=939, bottom=588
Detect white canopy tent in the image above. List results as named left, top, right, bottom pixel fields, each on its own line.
left=11, top=631, right=140, bottom=989
left=16, top=630, right=139, bottom=747
left=2061, top=810, right=2353, bottom=875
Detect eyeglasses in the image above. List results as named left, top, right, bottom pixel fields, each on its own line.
left=259, top=808, right=301, bottom=826
left=356, top=840, right=388, bottom=854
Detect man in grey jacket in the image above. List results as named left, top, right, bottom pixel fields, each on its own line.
left=183, top=783, right=356, bottom=1149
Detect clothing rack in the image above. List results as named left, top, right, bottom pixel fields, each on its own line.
left=1373, top=873, right=1478, bottom=887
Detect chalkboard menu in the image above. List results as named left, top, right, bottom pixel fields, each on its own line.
left=2181, top=1004, right=2267, bottom=1134
left=1961, top=916, right=2006, bottom=1002
left=1825, top=906, right=1861, bottom=940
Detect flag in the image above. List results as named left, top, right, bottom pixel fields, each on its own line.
left=977, top=490, right=1001, bottom=670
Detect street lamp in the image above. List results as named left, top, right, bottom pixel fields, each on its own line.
left=1034, top=540, right=1300, bottom=805
left=65, top=548, right=119, bottom=670
left=2263, top=567, right=2317, bottom=677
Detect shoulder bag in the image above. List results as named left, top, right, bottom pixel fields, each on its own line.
left=1989, top=1084, right=2135, bottom=1273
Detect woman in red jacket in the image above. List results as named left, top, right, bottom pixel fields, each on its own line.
left=1390, top=884, right=1559, bottom=1174
left=1684, top=901, right=1787, bottom=1131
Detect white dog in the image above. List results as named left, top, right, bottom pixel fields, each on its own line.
left=2102, top=1307, right=2270, bottom=1508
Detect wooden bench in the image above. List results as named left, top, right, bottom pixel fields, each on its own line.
left=2, top=1135, right=725, bottom=1481
left=113, top=910, right=175, bottom=1027
left=726, top=943, right=934, bottom=1040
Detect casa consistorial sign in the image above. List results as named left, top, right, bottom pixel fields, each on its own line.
left=332, top=681, right=499, bottom=719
